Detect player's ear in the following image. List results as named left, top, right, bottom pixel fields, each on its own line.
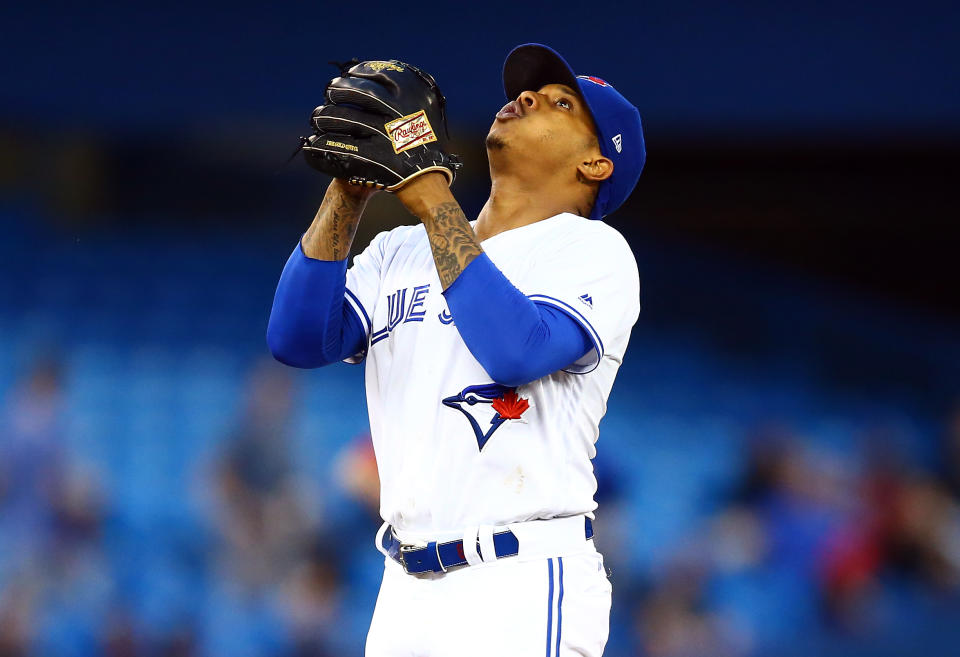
left=577, top=155, right=613, bottom=183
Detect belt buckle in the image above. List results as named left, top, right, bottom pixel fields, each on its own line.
left=399, top=540, right=448, bottom=574
left=398, top=542, right=422, bottom=574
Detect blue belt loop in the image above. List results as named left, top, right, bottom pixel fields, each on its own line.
left=435, top=541, right=447, bottom=573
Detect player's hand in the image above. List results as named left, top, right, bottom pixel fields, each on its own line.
left=300, top=59, right=462, bottom=192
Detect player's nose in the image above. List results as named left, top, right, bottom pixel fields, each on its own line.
left=517, top=90, right=540, bottom=112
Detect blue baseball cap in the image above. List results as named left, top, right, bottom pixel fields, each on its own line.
left=503, top=43, right=645, bottom=220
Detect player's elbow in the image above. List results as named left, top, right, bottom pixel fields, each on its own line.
left=484, top=353, right=538, bottom=388
left=267, top=329, right=308, bottom=368
left=266, top=323, right=330, bottom=369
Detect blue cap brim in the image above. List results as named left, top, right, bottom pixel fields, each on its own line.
left=503, top=44, right=581, bottom=104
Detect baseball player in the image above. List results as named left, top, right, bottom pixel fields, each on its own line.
left=267, top=44, right=644, bottom=656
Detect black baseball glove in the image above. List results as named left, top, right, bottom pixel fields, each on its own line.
left=300, top=59, right=462, bottom=191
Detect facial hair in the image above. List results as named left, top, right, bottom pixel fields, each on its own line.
left=485, top=133, right=507, bottom=151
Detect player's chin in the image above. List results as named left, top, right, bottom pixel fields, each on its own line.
left=485, top=130, right=509, bottom=152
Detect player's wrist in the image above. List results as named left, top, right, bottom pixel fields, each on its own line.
left=330, top=177, right=379, bottom=203
left=299, top=179, right=369, bottom=261
left=394, top=172, right=455, bottom=220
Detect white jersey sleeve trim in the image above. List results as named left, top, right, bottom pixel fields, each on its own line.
left=528, top=294, right=603, bottom=375
left=344, top=287, right=372, bottom=334
left=343, top=287, right=371, bottom=365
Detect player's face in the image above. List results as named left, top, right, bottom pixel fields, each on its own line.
left=487, top=83, right=599, bottom=172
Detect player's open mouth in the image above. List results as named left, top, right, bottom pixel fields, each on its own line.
left=496, top=101, right=522, bottom=120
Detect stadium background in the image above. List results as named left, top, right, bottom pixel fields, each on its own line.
left=2, top=2, right=959, bottom=655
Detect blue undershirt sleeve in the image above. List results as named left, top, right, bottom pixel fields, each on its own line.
left=442, top=253, right=594, bottom=387
left=266, top=242, right=366, bottom=368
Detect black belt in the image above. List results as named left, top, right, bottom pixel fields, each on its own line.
left=382, top=517, right=594, bottom=574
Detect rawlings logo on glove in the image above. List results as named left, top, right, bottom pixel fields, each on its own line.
left=299, top=58, right=461, bottom=191
left=386, top=110, right=437, bottom=153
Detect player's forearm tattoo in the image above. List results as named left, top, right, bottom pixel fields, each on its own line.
left=422, top=201, right=483, bottom=289
left=301, top=185, right=366, bottom=261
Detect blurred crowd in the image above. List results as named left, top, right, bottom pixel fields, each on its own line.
left=0, top=356, right=379, bottom=657
left=614, top=419, right=960, bottom=656
left=1, top=350, right=959, bottom=657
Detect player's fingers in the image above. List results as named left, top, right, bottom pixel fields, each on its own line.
left=311, top=105, right=391, bottom=142
left=325, top=77, right=402, bottom=118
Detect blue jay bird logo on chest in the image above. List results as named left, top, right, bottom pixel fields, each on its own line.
left=442, top=383, right=530, bottom=451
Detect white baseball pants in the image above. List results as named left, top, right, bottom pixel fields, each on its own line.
left=365, top=532, right=611, bottom=656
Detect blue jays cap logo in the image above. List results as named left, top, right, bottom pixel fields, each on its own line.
left=579, top=75, right=609, bottom=87
left=442, top=383, right=530, bottom=451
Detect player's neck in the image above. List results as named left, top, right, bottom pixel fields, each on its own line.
left=474, top=176, right=578, bottom=242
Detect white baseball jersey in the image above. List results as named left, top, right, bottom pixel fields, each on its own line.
left=343, top=212, right=640, bottom=534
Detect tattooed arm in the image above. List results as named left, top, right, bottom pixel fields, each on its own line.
left=395, top=173, right=482, bottom=289
left=267, top=179, right=376, bottom=368
left=301, top=179, right=377, bottom=261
